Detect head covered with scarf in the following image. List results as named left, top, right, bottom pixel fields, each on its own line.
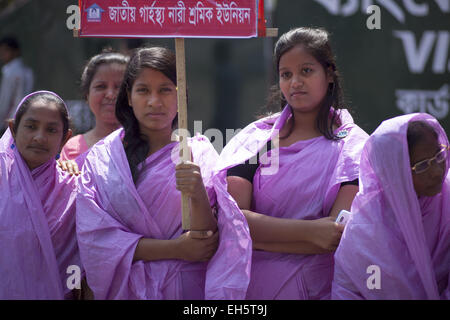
left=1, top=90, right=71, bottom=164
left=0, top=90, right=80, bottom=299
left=332, top=113, right=450, bottom=299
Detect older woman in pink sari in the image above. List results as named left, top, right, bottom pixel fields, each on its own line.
left=332, top=113, right=450, bottom=299
left=0, top=91, right=80, bottom=299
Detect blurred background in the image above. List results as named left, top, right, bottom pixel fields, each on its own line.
left=0, top=0, right=448, bottom=148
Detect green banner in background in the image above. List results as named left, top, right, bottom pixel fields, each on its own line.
left=273, top=0, right=449, bottom=134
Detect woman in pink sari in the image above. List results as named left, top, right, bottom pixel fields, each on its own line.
left=219, top=27, right=369, bottom=299
left=76, top=47, right=252, bottom=300
left=332, top=113, right=450, bottom=299
left=0, top=91, right=81, bottom=299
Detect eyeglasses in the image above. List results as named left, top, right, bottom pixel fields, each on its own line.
left=411, top=144, right=449, bottom=174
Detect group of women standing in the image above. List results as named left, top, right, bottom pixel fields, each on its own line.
left=0, top=27, right=448, bottom=300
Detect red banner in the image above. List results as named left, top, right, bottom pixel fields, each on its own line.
left=79, top=0, right=259, bottom=38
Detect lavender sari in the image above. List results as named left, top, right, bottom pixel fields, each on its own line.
left=76, top=129, right=252, bottom=299
left=332, top=113, right=450, bottom=299
left=0, top=91, right=80, bottom=299
left=217, top=105, right=369, bottom=299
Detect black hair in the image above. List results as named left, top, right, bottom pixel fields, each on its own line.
left=407, top=121, right=439, bottom=160
left=265, top=27, right=345, bottom=140
left=80, top=49, right=129, bottom=100
left=13, top=93, right=70, bottom=141
left=115, top=47, right=178, bottom=183
left=0, top=36, right=20, bottom=50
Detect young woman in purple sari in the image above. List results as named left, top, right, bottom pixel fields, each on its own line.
left=218, top=27, right=369, bottom=299
left=76, top=47, right=252, bottom=300
left=0, top=91, right=81, bottom=299
left=332, top=113, right=450, bottom=299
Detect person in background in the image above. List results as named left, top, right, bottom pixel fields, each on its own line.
left=0, top=36, right=34, bottom=133
left=60, top=50, right=128, bottom=162
left=332, top=113, right=450, bottom=299
left=59, top=51, right=129, bottom=298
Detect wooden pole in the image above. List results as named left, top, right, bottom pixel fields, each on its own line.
left=175, top=38, right=191, bottom=230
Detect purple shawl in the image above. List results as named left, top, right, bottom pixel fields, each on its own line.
left=76, top=128, right=252, bottom=299
left=217, top=105, right=369, bottom=299
left=0, top=91, right=80, bottom=299
left=332, top=113, right=450, bottom=299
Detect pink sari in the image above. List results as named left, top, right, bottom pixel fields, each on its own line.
left=76, top=129, right=252, bottom=299
left=332, top=113, right=450, bottom=299
left=217, top=105, right=369, bottom=299
left=0, top=91, right=80, bottom=299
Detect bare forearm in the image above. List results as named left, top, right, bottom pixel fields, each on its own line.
left=242, top=209, right=315, bottom=243
left=134, top=231, right=219, bottom=263
left=328, top=185, right=359, bottom=218
left=189, top=189, right=217, bottom=232
left=228, top=176, right=346, bottom=252
left=133, top=238, right=179, bottom=262
left=254, top=240, right=332, bottom=255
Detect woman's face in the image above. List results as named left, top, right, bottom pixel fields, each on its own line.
left=10, top=99, right=71, bottom=170
left=410, top=132, right=446, bottom=197
left=87, top=62, right=125, bottom=127
left=278, top=44, right=332, bottom=114
left=127, top=67, right=178, bottom=137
